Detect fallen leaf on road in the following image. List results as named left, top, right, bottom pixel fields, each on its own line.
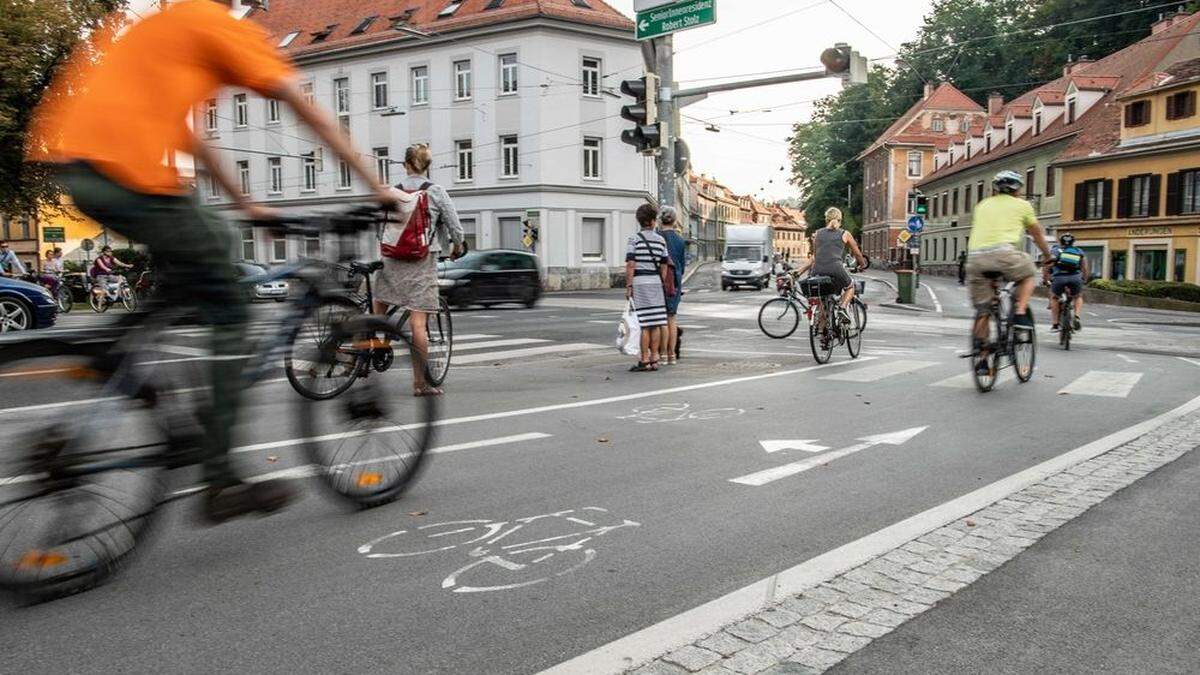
left=266, top=456, right=278, bottom=463
left=965, top=519, right=976, bottom=527
left=597, top=437, right=610, bottom=443
left=408, top=511, right=427, bottom=517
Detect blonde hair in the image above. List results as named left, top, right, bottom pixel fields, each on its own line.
left=824, top=206, right=843, bottom=223
left=404, top=144, right=432, bottom=174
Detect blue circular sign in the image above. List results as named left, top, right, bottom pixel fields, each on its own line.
left=906, top=216, right=925, bottom=234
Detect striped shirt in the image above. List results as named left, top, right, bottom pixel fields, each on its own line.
left=626, top=229, right=667, bottom=278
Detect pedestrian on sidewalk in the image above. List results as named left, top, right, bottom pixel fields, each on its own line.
left=957, top=249, right=967, bottom=285
left=373, top=143, right=464, bottom=396
left=658, top=206, right=686, bottom=365
left=625, top=203, right=669, bottom=372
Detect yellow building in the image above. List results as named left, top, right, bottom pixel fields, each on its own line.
left=36, top=199, right=134, bottom=266
left=1056, top=56, right=1200, bottom=284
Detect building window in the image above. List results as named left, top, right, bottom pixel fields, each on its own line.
left=582, top=217, right=605, bottom=259
left=1033, top=111, right=1042, bottom=136
left=304, top=234, right=321, bottom=258
left=1124, top=100, right=1151, bottom=128
left=1079, top=179, right=1109, bottom=220
left=455, top=140, right=473, bottom=182
left=301, top=82, right=314, bottom=106
left=1119, top=174, right=1156, bottom=218
left=1169, top=169, right=1200, bottom=215
left=964, top=184, right=973, bottom=212
left=351, top=15, right=377, bottom=35
left=279, top=31, right=300, bottom=48
left=977, top=181, right=984, bottom=204
left=931, top=195, right=939, bottom=219
left=1066, top=96, right=1077, bottom=124
left=1026, top=167, right=1036, bottom=198
left=1175, top=249, right=1187, bottom=283
left=951, top=188, right=959, bottom=215
left=266, top=98, right=280, bottom=124
left=337, top=160, right=352, bottom=190
left=439, top=1, right=464, bottom=18
left=961, top=117, right=971, bottom=133
left=500, top=135, right=519, bottom=178
left=985, top=134, right=992, bottom=152
left=582, top=57, right=601, bottom=97
left=1006, top=123, right=1014, bottom=145
left=207, top=175, right=220, bottom=198
left=237, top=160, right=250, bottom=196
left=204, top=99, right=218, bottom=132
left=499, top=53, right=518, bottom=95
left=583, top=137, right=602, bottom=180
left=411, top=67, right=429, bottom=105
left=271, top=237, right=287, bottom=263
left=1045, top=166, right=1056, bottom=197
left=302, top=153, right=317, bottom=192
left=1135, top=247, right=1168, bottom=281
left=268, top=157, right=283, bottom=194
left=459, top=218, right=477, bottom=252
left=931, top=116, right=944, bottom=132
left=374, top=147, right=390, bottom=185
left=1166, top=91, right=1197, bottom=120
left=906, top=151, right=922, bottom=178
left=454, top=60, right=472, bottom=100
left=334, top=77, right=350, bottom=115
left=233, top=94, right=248, bottom=128
left=240, top=228, right=255, bottom=261
left=371, top=72, right=389, bottom=109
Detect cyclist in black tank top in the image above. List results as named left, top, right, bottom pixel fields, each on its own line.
left=790, top=207, right=867, bottom=311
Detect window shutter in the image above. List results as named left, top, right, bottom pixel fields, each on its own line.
left=1189, top=91, right=1198, bottom=118
left=1124, top=105, right=1134, bottom=126
left=1165, top=172, right=1181, bottom=216
left=1116, top=178, right=1131, bottom=219
left=1148, top=174, right=1162, bottom=217
left=1166, top=96, right=1176, bottom=121
left=1101, top=179, right=1114, bottom=219
left=1073, top=182, right=1087, bottom=221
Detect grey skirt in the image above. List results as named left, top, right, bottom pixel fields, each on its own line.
left=631, top=277, right=668, bottom=327
left=374, top=254, right=440, bottom=313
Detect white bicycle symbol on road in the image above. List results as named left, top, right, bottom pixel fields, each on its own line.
left=617, top=402, right=745, bottom=424
left=357, top=507, right=640, bottom=593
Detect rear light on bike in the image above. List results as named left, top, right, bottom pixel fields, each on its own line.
left=14, top=549, right=69, bottom=571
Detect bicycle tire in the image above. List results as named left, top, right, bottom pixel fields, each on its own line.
left=1014, top=323, right=1036, bottom=383
left=89, top=292, right=107, bottom=313
left=425, top=299, right=453, bottom=387
left=57, top=288, right=73, bottom=314
left=1060, top=303, right=1072, bottom=350
left=758, top=297, right=800, bottom=339
left=0, top=340, right=169, bottom=601
left=808, top=302, right=834, bottom=364
left=971, top=310, right=1001, bottom=393
left=284, top=295, right=365, bottom=401
left=853, top=297, right=867, bottom=331
left=121, top=287, right=137, bottom=312
left=846, top=300, right=865, bottom=359
left=298, top=316, right=437, bottom=508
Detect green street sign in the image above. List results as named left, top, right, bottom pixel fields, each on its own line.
left=42, top=226, right=65, bottom=243
left=636, top=0, right=716, bottom=41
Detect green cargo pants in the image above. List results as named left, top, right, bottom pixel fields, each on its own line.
left=60, top=162, right=248, bottom=485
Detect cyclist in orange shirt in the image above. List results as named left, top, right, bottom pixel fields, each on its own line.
left=30, top=0, right=398, bottom=523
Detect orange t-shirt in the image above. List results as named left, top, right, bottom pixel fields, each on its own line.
left=34, top=1, right=295, bottom=195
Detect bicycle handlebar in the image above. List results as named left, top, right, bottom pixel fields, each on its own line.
left=240, top=204, right=388, bottom=237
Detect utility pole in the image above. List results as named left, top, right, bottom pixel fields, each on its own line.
left=656, top=35, right=675, bottom=210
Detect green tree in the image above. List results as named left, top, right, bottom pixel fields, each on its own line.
left=0, top=0, right=125, bottom=217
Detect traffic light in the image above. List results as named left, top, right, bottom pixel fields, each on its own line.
left=620, top=73, right=661, bottom=154
left=910, top=190, right=928, bottom=217
left=820, top=43, right=868, bottom=86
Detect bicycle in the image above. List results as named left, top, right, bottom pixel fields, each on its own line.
left=284, top=246, right=461, bottom=401
left=88, top=275, right=136, bottom=313
left=1055, top=286, right=1077, bottom=351
left=21, top=272, right=72, bottom=314
left=0, top=207, right=437, bottom=601
left=967, top=272, right=1037, bottom=392
left=757, top=279, right=810, bottom=340
left=802, top=276, right=868, bottom=364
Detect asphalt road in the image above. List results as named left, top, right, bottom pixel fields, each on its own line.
left=2, top=272, right=1198, bottom=674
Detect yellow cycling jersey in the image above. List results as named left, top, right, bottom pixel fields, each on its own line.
left=968, top=194, right=1037, bottom=252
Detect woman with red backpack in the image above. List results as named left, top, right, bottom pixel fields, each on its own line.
left=374, top=144, right=465, bottom=396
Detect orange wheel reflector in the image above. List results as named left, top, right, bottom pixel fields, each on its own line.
left=349, top=339, right=391, bottom=350
left=355, top=472, right=383, bottom=487
left=14, top=549, right=69, bottom=571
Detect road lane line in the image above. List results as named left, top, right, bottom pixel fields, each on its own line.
left=454, top=334, right=501, bottom=341
left=1058, top=371, right=1143, bottom=398
left=1179, top=357, right=1200, bottom=368
left=542, top=393, right=1200, bottom=675
left=454, top=343, right=607, bottom=364
left=451, top=338, right=549, bottom=351
left=929, top=372, right=975, bottom=389
left=820, top=359, right=937, bottom=383
left=1116, top=354, right=1139, bottom=364
left=921, top=283, right=943, bottom=313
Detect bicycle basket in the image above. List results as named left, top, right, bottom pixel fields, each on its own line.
left=800, top=276, right=833, bottom=297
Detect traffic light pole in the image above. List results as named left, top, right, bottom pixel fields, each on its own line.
left=655, top=35, right=676, bottom=210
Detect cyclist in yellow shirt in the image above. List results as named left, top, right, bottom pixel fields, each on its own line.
left=29, top=0, right=398, bottom=522
left=966, top=171, right=1053, bottom=367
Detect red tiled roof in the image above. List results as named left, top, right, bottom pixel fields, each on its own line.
left=857, top=82, right=984, bottom=159
left=1119, top=57, right=1200, bottom=98
left=250, top=0, right=634, bottom=58
left=1035, top=91, right=1065, bottom=105
left=919, top=11, right=1200, bottom=183
left=1071, top=75, right=1122, bottom=91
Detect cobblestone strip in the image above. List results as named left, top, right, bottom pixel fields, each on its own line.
left=631, top=412, right=1200, bottom=675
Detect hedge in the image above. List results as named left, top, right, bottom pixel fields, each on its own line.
left=1088, top=279, right=1200, bottom=304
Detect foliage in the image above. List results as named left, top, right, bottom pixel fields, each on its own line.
left=112, top=247, right=149, bottom=273
left=1089, top=279, right=1200, bottom=304
left=789, top=0, right=1193, bottom=234
left=0, top=0, right=126, bottom=217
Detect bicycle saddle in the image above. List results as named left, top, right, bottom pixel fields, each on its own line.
left=349, top=261, right=384, bottom=275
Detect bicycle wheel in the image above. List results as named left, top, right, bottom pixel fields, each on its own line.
left=846, top=300, right=866, bottom=359
left=808, top=303, right=833, bottom=364
left=1059, top=304, right=1072, bottom=350
left=57, top=287, right=73, bottom=314
left=971, top=311, right=1001, bottom=393
left=121, top=287, right=137, bottom=311
left=298, top=316, right=437, bottom=508
left=0, top=340, right=170, bottom=601
left=1014, top=322, right=1037, bottom=383
left=89, top=291, right=106, bottom=313
left=757, top=297, right=800, bottom=339
left=425, top=299, right=453, bottom=387
left=284, top=296, right=365, bottom=401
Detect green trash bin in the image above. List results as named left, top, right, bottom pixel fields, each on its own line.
left=896, top=270, right=919, bottom=304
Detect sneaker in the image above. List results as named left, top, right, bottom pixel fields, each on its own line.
left=1050, top=324, right=1060, bottom=332
left=201, top=479, right=296, bottom=525
left=1073, top=317, right=1082, bottom=331
left=1013, top=311, right=1035, bottom=330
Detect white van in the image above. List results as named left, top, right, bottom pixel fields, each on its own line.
left=721, top=225, right=774, bottom=291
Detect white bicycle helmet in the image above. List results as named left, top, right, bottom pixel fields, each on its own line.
left=993, top=170, right=1024, bottom=194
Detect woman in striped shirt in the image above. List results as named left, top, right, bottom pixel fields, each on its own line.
left=625, top=203, right=670, bottom=372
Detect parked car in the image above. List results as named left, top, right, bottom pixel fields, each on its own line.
left=0, top=276, right=58, bottom=333
left=234, top=262, right=289, bottom=302
left=437, top=249, right=541, bottom=309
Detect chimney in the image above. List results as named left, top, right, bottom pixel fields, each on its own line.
left=988, top=92, right=1004, bottom=115
left=1064, top=55, right=1093, bottom=76
left=923, top=82, right=936, bottom=100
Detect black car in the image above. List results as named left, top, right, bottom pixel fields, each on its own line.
left=437, top=249, right=541, bottom=309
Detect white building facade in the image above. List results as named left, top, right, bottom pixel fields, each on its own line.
left=202, top=4, right=652, bottom=290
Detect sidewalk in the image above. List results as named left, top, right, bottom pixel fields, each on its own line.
left=834, top=443, right=1200, bottom=674
left=607, top=403, right=1200, bottom=675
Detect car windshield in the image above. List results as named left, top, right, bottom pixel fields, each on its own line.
left=235, top=263, right=267, bottom=277
left=441, top=251, right=486, bottom=270
left=725, top=246, right=761, bottom=262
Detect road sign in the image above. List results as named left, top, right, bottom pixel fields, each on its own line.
left=81, top=238, right=95, bottom=252
left=636, top=0, right=716, bottom=41
left=906, top=216, right=925, bottom=233
left=42, top=227, right=65, bottom=243
left=897, top=230, right=912, bottom=244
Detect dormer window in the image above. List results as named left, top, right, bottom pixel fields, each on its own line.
left=350, top=16, right=378, bottom=35
left=438, top=2, right=464, bottom=17
left=485, top=0, right=505, bottom=7
left=278, top=31, right=300, bottom=47
left=1166, top=91, right=1197, bottom=120
left=931, top=116, right=945, bottom=132
left=985, top=132, right=992, bottom=152
left=310, top=25, right=337, bottom=43
left=1066, top=95, right=1077, bottom=124
left=390, top=9, right=418, bottom=28
left=571, top=0, right=592, bottom=7
left=961, top=118, right=971, bottom=133
left=1006, top=122, right=1014, bottom=145
left=1034, top=111, right=1042, bottom=135
left=1124, top=100, right=1151, bottom=127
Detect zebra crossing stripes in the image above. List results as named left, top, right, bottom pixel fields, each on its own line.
left=1057, top=371, right=1143, bottom=398
left=929, top=372, right=975, bottom=389
left=819, top=359, right=938, bottom=383
left=454, top=343, right=606, bottom=365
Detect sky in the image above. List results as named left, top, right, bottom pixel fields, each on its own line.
left=130, top=0, right=937, bottom=201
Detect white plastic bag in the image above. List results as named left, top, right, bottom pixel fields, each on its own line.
left=616, top=301, right=641, bottom=356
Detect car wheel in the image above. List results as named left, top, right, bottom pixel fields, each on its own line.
left=0, top=297, right=32, bottom=333
left=523, top=287, right=540, bottom=309
left=274, top=297, right=286, bottom=303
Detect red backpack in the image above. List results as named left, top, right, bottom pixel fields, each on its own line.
left=380, top=181, right=434, bottom=261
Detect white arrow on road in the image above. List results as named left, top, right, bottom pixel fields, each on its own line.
left=759, top=440, right=830, bottom=454
left=730, top=427, right=928, bottom=487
